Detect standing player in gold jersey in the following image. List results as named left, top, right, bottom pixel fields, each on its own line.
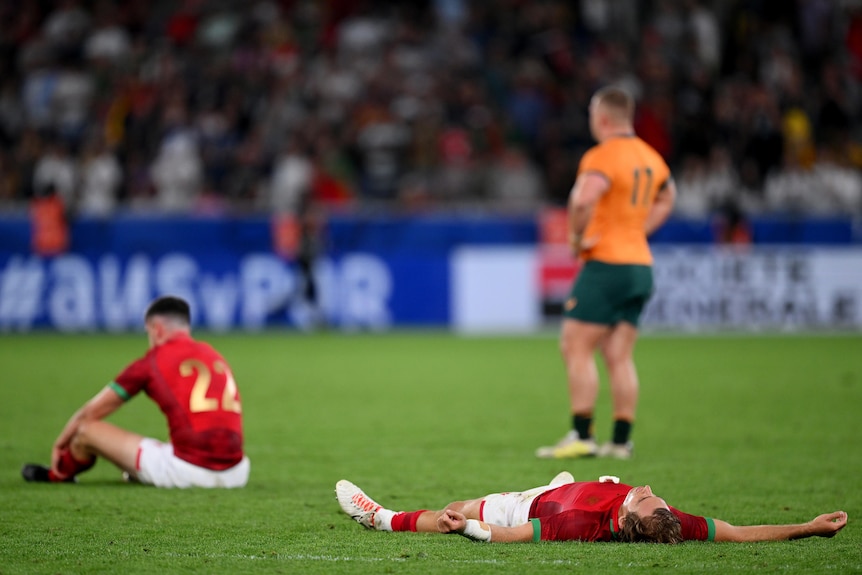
left=537, top=86, right=677, bottom=460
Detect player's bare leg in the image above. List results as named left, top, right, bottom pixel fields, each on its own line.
left=22, top=420, right=141, bottom=484
left=561, top=319, right=609, bottom=415
left=537, top=319, right=609, bottom=458
left=598, top=322, right=639, bottom=459
left=337, top=479, right=464, bottom=532
left=69, top=420, right=144, bottom=476
left=601, top=322, right=639, bottom=421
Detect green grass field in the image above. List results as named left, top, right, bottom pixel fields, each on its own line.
left=1, top=331, right=861, bottom=574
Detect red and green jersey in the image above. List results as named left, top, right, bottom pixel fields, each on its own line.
left=110, top=333, right=244, bottom=470
left=528, top=481, right=715, bottom=542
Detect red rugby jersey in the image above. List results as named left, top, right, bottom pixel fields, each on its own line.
left=529, top=481, right=714, bottom=542
left=111, top=333, right=244, bottom=470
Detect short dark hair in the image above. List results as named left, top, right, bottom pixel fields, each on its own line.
left=618, top=508, right=683, bottom=544
left=145, top=296, right=191, bottom=324
left=594, top=86, right=635, bottom=122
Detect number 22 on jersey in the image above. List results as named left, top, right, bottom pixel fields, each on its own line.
left=180, top=359, right=242, bottom=414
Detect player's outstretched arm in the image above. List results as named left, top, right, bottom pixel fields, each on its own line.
left=437, top=509, right=534, bottom=543
left=713, top=511, right=848, bottom=542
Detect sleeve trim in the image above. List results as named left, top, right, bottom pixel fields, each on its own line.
left=109, top=381, right=131, bottom=401
left=581, top=169, right=612, bottom=186
left=705, top=517, right=716, bottom=541
left=530, top=518, right=541, bottom=542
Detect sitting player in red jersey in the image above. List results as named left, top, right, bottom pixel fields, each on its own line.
left=336, top=474, right=847, bottom=543
left=22, top=296, right=249, bottom=488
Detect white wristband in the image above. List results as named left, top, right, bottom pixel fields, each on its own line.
left=461, top=519, right=492, bottom=542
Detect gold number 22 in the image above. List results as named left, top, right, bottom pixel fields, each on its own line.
left=180, top=359, right=242, bottom=414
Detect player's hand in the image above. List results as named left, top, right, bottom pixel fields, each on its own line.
left=50, top=445, right=64, bottom=471
left=809, top=511, right=848, bottom=537
left=570, top=234, right=599, bottom=258
left=437, top=509, right=467, bottom=534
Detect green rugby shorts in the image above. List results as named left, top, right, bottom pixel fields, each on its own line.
left=563, top=260, right=654, bottom=326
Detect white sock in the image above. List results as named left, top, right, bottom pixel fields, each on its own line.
left=374, top=508, right=396, bottom=531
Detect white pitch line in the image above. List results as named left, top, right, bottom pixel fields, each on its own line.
left=160, top=552, right=580, bottom=566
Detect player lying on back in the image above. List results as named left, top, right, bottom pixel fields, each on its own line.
left=336, top=474, right=847, bottom=543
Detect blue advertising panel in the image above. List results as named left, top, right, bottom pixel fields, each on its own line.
left=0, top=215, right=452, bottom=331
left=0, top=250, right=450, bottom=331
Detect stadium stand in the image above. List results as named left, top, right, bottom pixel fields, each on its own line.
left=0, top=0, right=859, bottom=221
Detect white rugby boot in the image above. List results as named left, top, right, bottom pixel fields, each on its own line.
left=336, top=479, right=392, bottom=530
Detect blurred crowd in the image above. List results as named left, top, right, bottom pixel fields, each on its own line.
left=1, top=0, right=861, bottom=220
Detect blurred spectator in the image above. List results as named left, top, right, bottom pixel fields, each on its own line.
left=196, top=6, right=242, bottom=49
left=309, top=132, right=355, bottom=210
left=764, top=148, right=815, bottom=215
left=21, top=58, right=59, bottom=132
left=684, top=0, right=721, bottom=73
left=267, top=136, right=314, bottom=214
left=434, top=123, right=476, bottom=203
left=433, top=0, right=468, bottom=31
left=708, top=145, right=761, bottom=215
left=674, top=154, right=712, bottom=217
left=150, top=104, right=202, bottom=212
left=675, top=145, right=751, bottom=218
left=741, top=85, right=784, bottom=190
left=350, top=78, right=410, bottom=200
left=227, top=126, right=269, bottom=206
left=505, top=60, right=551, bottom=148
left=484, top=144, right=545, bottom=213
left=42, top=0, right=90, bottom=58
left=78, top=136, right=122, bottom=217
left=0, top=81, right=25, bottom=146
left=84, top=2, right=132, bottom=64
left=196, top=87, right=242, bottom=197
left=124, top=149, right=155, bottom=209
left=782, top=107, right=817, bottom=170
left=308, top=50, right=363, bottom=126
left=713, top=200, right=752, bottom=245
left=165, top=0, right=200, bottom=48
left=53, top=60, right=94, bottom=145
left=33, top=140, right=77, bottom=206
left=847, top=5, right=862, bottom=81
left=807, top=142, right=862, bottom=215
left=0, top=150, right=19, bottom=206
left=798, top=0, right=836, bottom=73
left=817, top=57, right=857, bottom=160
left=12, top=129, right=44, bottom=201
left=634, top=90, right=674, bottom=161
left=30, top=183, right=69, bottom=256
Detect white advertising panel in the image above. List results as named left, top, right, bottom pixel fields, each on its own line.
left=644, top=247, right=862, bottom=330
left=453, top=246, right=862, bottom=333
left=451, top=247, right=541, bottom=333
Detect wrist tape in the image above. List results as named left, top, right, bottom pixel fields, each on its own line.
left=462, top=519, right=492, bottom=542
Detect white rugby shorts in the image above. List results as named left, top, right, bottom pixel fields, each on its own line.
left=479, top=483, right=561, bottom=527
left=135, top=438, right=250, bottom=488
